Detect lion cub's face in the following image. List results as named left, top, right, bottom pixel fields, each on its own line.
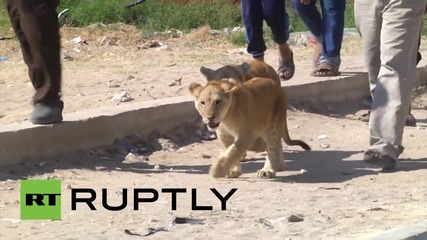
left=189, top=80, right=237, bottom=131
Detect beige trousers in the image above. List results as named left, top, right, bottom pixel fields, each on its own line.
left=354, top=0, right=427, bottom=160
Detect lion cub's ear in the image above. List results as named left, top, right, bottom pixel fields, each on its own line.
left=200, top=67, right=216, bottom=81
left=227, top=78, right=242, bottom=87
left=189, top=82, right=203, bottom=97
left=239, top=62, right=251, bottom=75
left=220, top=79, right=239, bottom=94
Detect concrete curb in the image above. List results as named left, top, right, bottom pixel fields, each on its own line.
left=0, top=65, right=426, bottom=168
left=369, top=220, right=427, bottom=240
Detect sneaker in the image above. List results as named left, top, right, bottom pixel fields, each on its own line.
left=363, top=149, right=396, bottom=171
left=31, top=100, right=64, bottom=124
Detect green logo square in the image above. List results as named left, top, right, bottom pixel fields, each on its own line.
left=20, top=179, right=62, bottom=220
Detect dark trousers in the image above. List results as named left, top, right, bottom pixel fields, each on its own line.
left=241, top=0, right=289, bottom=58
left=291, top=0, right=346, bottom=59
left=5, top=0, right=62, bottom=105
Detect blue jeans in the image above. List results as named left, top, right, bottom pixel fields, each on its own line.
left=242, top=0, right=290, bottom=59
left=291, top=0, right=346, bottom=68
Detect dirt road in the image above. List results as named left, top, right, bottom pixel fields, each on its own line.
left=1, top=110, right=426, bottom=240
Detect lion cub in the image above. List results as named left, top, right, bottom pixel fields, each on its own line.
left=189, top=76, right=309, bottom=179
left=199, top=60, right=310, bottom=153
left=200, top=60, right=281, bottom=85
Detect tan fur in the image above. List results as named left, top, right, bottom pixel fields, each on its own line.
left=189, top=76, right=310, bottom=179
left=199, top=60, right=310, bottom=157
left=200, top=60, right=281, bottom=86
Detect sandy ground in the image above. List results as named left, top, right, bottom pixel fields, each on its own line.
left=1, top=25, right=427, bottom=239
left=0, top=24, right=368, bottom=125
left=1, top=109, right=427, bottom=240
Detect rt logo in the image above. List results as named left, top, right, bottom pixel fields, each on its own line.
left=20, top=179, right=61, bottom=220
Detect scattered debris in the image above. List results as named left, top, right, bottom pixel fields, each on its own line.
left=262, top=216, right=288, bottom=228
left=300, top=169, right=307, bottom=174
left=63, top=54, right=74, bottom=61
left=99, top=36, right=118, bottom=46
left=108, top=80, right=121, bottom=88
left=229, top=48, right=246, bottom=55
left=0, top=57, right=8, bottom=62
left=158, top=138, right=178, bottom=151
left=66, top=184, right=72, bottom=189
left=287, top=214, right=304, bottom=222
left=319, top=187, right=341, bottom=190
left=368, top=207, right=387, bottom=212
left=154, top=164, right=161, bottom=170
left=124, top=229, right=141, bottom=236
left=123, top=153, right=141, bottom=163
left=201, top=154, right=212, bottom=159
left=318, top=134, right=328, bottom=140
left=0, top=35, right=12, bottom=40
left=202, top=132, right=217, bottom=141
left=126, top=217, right=205, bottom=237
left=38, top=161, right=47, bottom=167
left=320, top=143, right=330, bottom=149
left=142, top=41, right=163, bottom=49
left=155, top=45, right=172, bottom=51
left=100, top=156, right=112, bottom=161
left=95, top=166, right=108, bottom=171
left=0, top=218, right=21, bottom=224
left=57, top=8, right=70, bottom=23
left=169, top=77, right=182, bottom=86
left=165, top=29, right=183, bottom=38
left=112, top=91, right=134, bottom=102
left=72, top=36, right=88, bottom=45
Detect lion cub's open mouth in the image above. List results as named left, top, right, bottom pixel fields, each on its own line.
left=207, top=121, right=220, bottom=130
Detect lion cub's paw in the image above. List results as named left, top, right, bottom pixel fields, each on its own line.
left=209, top=163, right=228, bottom=178
left=256, top=169, right=276, bottom=178
left=227, top=169, right=242, bottom=178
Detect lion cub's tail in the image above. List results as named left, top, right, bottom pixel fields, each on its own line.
left=281, top=118, right=311, bottom=151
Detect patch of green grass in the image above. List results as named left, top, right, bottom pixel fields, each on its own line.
left=0, top=5, right=11, bottom=32
left=1, top=0, right=426, bottom=37
left=56, top=0, right=241, bottom=31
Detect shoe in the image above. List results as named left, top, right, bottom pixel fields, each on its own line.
left=363, top=149, right=396, bottom=171
left=405, top=113, right=417, bottom=127
left=360, top=111, right=370, bottom=122
left=31, top=100, right=64, bottom=124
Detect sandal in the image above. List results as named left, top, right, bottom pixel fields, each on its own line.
left=311, top=63, right=341, bottom=77
left=363, top=149, right=396, bottom=171
left=278, top=50, right=295, bottom=81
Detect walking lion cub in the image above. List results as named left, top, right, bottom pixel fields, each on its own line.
left=189, top=70, right=310, bottom=178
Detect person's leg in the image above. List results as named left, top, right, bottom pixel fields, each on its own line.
left=355, top=0, right=381, bottom=124
left=16, top=0, right=63, bottom=124
left=312, top=0, right=346, bottom=77
left=290, top=0, right=323, bottom=68
left=262, top=0, right=294, bottom=80
left=242, top=0, right=265, bottom=60
left=365, top=0, right=426, bottom=169
left=361, top=21, right=423, bottom=126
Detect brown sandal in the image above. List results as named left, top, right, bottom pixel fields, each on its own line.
left=311, top=63, right=341, bottom=77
